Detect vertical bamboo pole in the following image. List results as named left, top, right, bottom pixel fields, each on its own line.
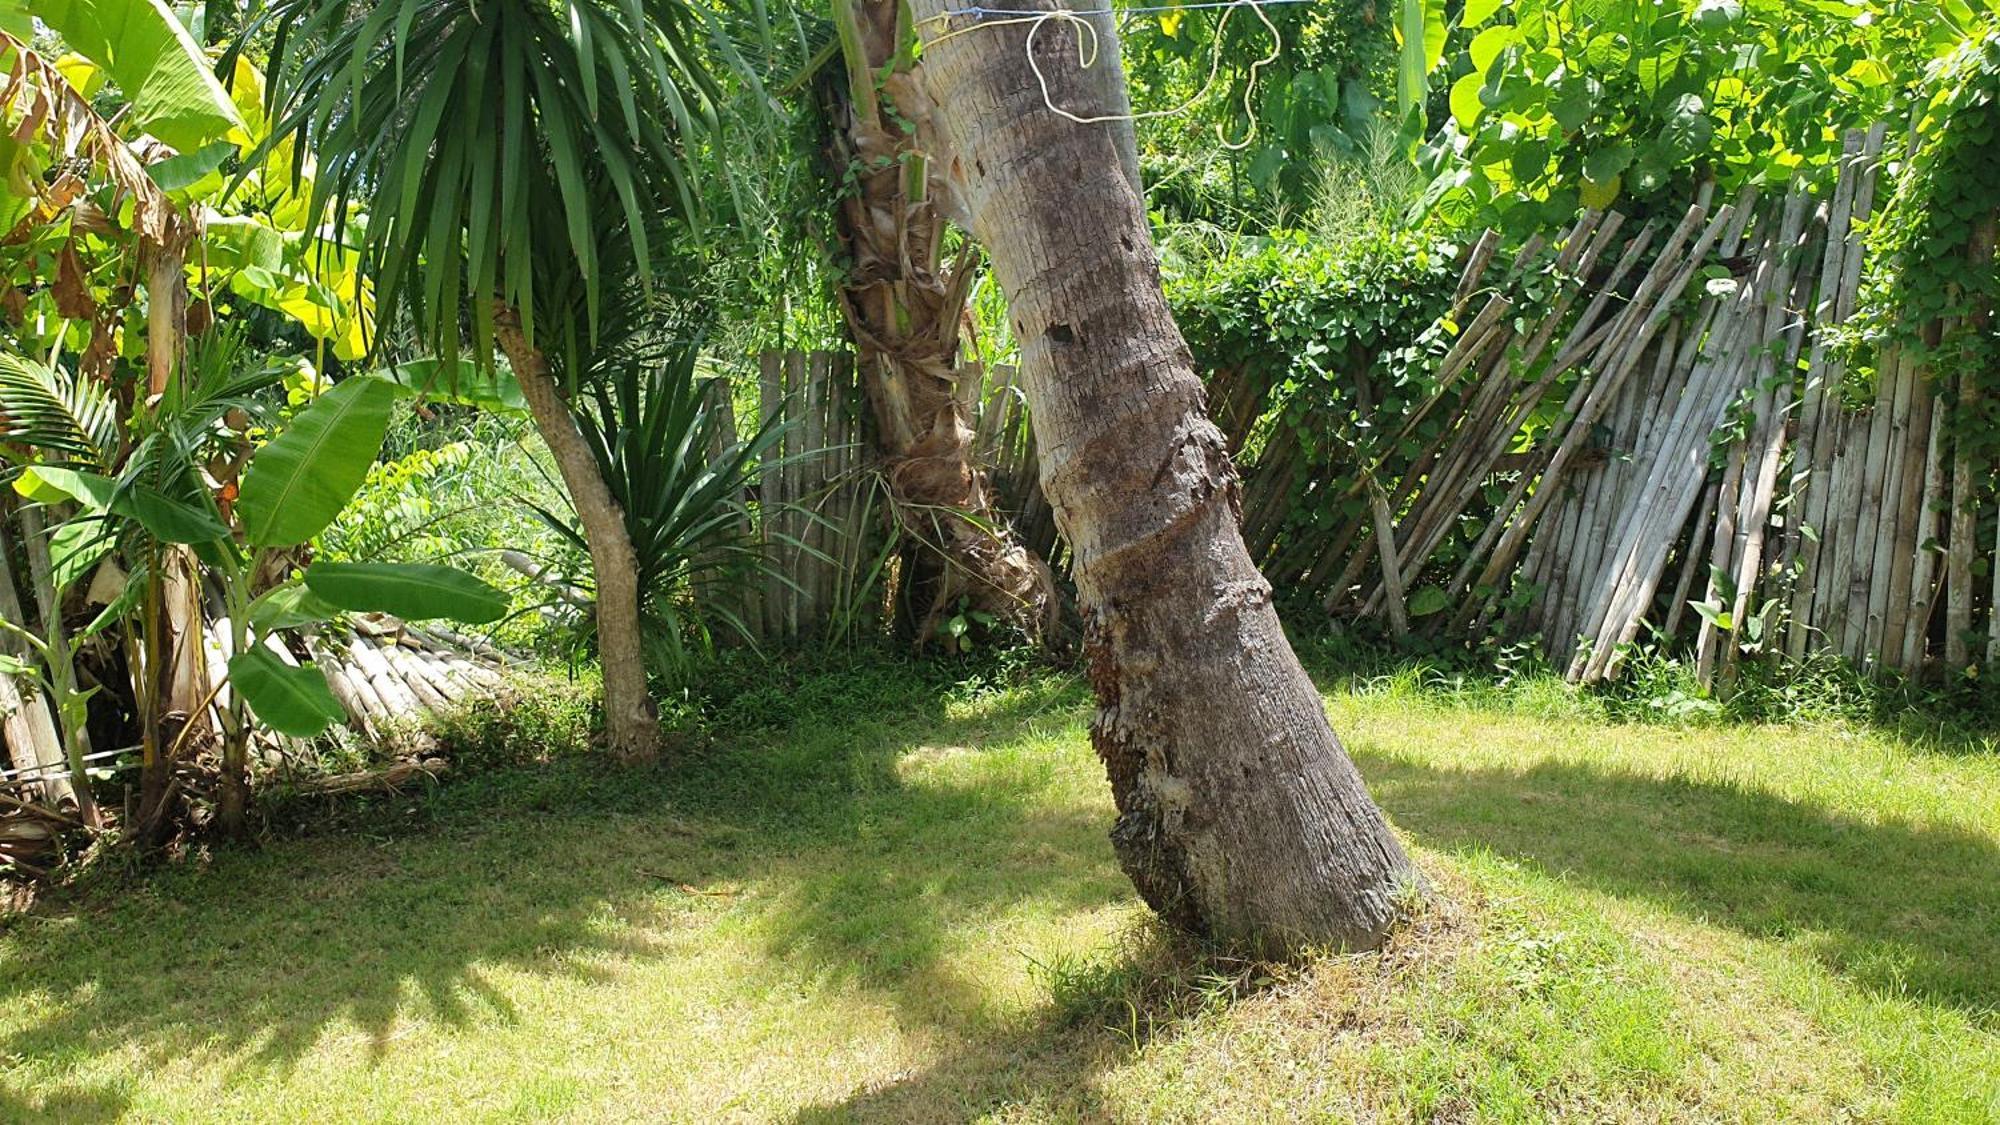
left=801, top=351, right=830, bottom=633
left=1840, top=350, right=1899, bottom=661
left=1784, top=128, right=1880, bottom=657
left=0, top=510, right=70, bottom=809
left=1988, top=491, right=2000, bottom=668
left=1903, top=394, right=1948, bottom=672
left=1881, top=356, right=1935, bottom=661
left=783, top=351, right=807, bottom=642
left=1945, top=361, right=1979, bottom=669
left=756, top=350, right=785, bottom=643
left=1861, top=347, right=1919, bottom=661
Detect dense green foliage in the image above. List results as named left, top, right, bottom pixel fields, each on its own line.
left=3, top=3, right=2000, bottom=1118
left=1847, top=29, right=2000, bottom=426
left=249, top=0, right=719, bottom=367
left=1423, top=0, right=1982, bottom=234
left=535, top=340, right=785, bottom=678
left=1166, top=229, right=1463, bottom=579
left=1128, top=0, right=1398, bottom=223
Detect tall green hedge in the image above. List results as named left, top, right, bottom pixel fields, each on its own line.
left=1166, top=228, right=1469, bottom=594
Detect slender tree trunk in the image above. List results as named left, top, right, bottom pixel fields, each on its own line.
left=495, top=303, right=663, bottom=763
left=145, top=237, right=185, bottom=399
left=905, top=3, right=1417, bottom=951
left=829, top=0, right=1054, bottom=644
left=136, top=221, right=206, bottom=843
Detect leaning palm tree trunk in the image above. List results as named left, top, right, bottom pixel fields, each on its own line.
left=907, top=2, right=1417, bottom=951
left=497, top=304, right=662, bottom=763
left=829, top=0, right=1054, bottom=642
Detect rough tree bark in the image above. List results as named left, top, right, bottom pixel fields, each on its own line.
left=905, top=2, right=1418, bottom=951
left=829, top=0, right=1054, bottom=643
left=136, top=221, right=213, bottom=841
left=495, top=304, right=663, bottom=763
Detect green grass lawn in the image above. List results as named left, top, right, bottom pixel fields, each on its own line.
left=1, top=664, right=1996, bottom=1123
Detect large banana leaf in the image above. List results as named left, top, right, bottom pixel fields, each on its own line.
left=226, top=648, right=344, bottom=738
left=236, top=375, right=397, bottom=547
left=246, top=582, right=340, bottom=633
left=11, top=0, right=244, bottom=153
left=14, top=465, right=229, bottom=544
left=1394, top=0, right=1447, bottom=137
left=304, top=561, right=509, bottom=623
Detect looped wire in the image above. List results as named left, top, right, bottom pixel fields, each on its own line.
left=916, top=0, right=1288, bottom=151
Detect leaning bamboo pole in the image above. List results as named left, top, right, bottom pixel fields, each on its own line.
left=1366, top=478, right=1409, bottom=637
left=1711, top=191, right=1814, bottom=689
left=1662, top=478, right=1720, bottom=642
left=1433, top=215, right=1680, bottom=627
left=1473, top=202, right=1731, bottom=640
left=1560, top=192, right=1768, bottom=644
left=1573, top=225, right=1767, bottom=682
left=1785, top=130, right=1884, bottom=657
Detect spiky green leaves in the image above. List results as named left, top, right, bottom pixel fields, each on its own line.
left=253, top=0, right=719, bottom=373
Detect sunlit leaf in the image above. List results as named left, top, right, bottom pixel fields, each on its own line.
left=237, top=375, right=399, bottom=547
left=227, top=648, right=345, bottom=737
left=18, top=0, right=245, bottom=152
left=304, top=561, right=510, bottom=624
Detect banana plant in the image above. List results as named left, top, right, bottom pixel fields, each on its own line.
left=10, top=362, right=507, bottom=833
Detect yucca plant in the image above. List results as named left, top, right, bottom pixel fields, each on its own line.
left=245, top=0, right=731, bottom=761
left=527, top=337, right=787, bottom=683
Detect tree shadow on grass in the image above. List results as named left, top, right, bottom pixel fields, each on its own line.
left=0, top=1077, right=128, bottom=1124
left=788, top=923, right=1277, bottom=1124
left=0, top=674, right=1124, bottom=1094
left=1354, top=749, right=2000, bottom=1019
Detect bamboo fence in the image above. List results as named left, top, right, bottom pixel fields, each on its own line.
left=746, top=135, right=1996, bottom=687
left=1193, top=124, right=1997, bottom=686
left=722, top=349, right=1053, bottom=645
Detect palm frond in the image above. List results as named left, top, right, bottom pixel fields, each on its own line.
left=0, top=354, right=119, bottom=469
